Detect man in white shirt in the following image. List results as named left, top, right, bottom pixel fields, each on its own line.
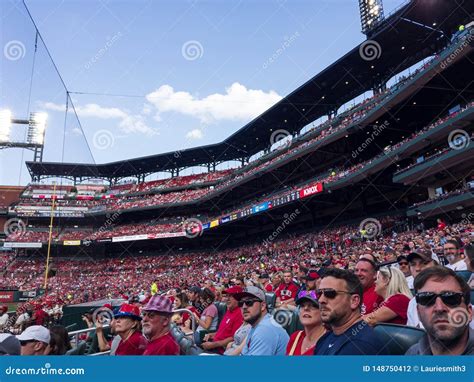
left=444, top=239, right=467, bottom=271
left=397, top=255, right=413, bottom=289
left=406, top=249, right=438, bottom=328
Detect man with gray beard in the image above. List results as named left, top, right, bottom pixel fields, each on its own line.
left=141, top=295, right=180, bottom=355
left=406, top=267, right=473, bottom=355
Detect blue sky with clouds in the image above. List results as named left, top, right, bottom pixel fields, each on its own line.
left=1, top=0, right=405, bottom=185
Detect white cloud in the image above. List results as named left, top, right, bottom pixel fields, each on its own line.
left=186, top=128, right=203, bottom=140
left=145, top=82, right=282, bottom=124
left=40, top=101, right=158, bottom=136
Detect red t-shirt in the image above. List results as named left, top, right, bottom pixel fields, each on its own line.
left=362, top=284, right=384, bottom=314
left=143, top=332, right=180, bottom=355
left=264, top=283, right=273, bottom=292
left=383, top=294, right=410, bottom=325
left=213, top=306, right=243, bottom=354
left=275, top=283, right=298, bottom=301
left=34, top=309, right=49, bottom=326
left=286, top=330, right=315, bottom=355
left=115, top=331, right=148, bottom=355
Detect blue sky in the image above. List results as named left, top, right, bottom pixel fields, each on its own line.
left=1, top=0, right=405, bottom=185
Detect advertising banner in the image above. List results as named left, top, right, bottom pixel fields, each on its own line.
left=299, top=182, right=323, bottom=199
left=4, top=242, right=42, bottom=248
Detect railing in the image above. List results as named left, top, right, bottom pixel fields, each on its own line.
left=68, top=324, right=110, bottom=347
left=172, top=308, right=197, bottom=334
left=89, top=350, right=111, bottom=356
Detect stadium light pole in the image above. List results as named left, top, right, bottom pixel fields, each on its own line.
left=0, top=110, right=47, bottom=163
left=43, top=182, right=57, bottom=291
left=359, top=0, right=385, bottom=35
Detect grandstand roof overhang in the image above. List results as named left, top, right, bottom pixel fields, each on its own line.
left=26, top=0, right=474, bottom=179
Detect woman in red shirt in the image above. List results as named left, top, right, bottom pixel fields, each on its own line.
left=362, top=266, right=412, bottom=326
left=113, top=303, right=148, bottom=355
left=286, top=293, right=326, bottom=356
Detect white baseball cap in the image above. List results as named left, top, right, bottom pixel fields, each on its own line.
left=16, top=325, right=50, bottom=344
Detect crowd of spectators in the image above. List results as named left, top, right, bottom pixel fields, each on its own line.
left=0, top=216, right=472, bottom=356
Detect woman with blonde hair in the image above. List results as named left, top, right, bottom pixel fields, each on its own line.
left=363, top=266, right=412, bottom=326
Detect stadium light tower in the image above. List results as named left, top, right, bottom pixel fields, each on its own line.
left=359, top=0, right=385, bottom=35
left=0, top=110, right=48, bottom=162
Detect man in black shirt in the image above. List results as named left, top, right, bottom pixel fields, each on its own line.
left=314, top=268, right=386, bottom=355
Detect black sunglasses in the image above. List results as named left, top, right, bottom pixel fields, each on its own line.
left=415, top=291, right=464, bottom=307
left=238, top=299, right=261, bottom=308
left=19, top=340, right=37, bottom=346
left=398, top=261, right=409, bottom=266
left=315, top=288, right=353, bottom=299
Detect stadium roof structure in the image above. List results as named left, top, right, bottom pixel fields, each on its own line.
left=27, top=0, right=474, bottom=181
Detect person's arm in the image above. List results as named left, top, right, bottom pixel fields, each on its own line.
left=362, top=306, right=398, bottom=326
left=201, top=336, right=233, bottom=351
left=203, top=332, right=215, bottom=342
left=281, top=298, right=295, bottom=307
left=95, top=319, right=111, bottom=352
left=194, top=313, right=213, bottom=330
left=228, top=335, right=248, bottom=356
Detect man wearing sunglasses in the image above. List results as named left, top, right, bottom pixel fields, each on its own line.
left=234, top=286, right=289, bottom=355
left=16, top=325, right=50, bottom=355
left=397, top=255, right=413, bottom=289
left=313, top=268, right=385, bottom=355
left=406, top=267, right=473, bottom=355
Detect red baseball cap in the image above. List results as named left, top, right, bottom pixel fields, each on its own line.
left=222, top=286, right=243, bottom=295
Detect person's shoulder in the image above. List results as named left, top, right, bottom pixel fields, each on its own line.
left=258, top=316, right=286, bottom=335
left=405, top=342, right=422, bottom=355
left=387, top=294, right=410, bottom=304
left=289, top=330, right=304, bottom=342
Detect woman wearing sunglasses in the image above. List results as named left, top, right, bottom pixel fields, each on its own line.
left=362, top=266, right=412, bottom=326
left=286, top=292, right=326, bottom=356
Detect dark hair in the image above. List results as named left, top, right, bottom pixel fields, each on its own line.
left=414, top=266, right=470, bottom=305
left=200, top=288, right=215, bottom=303
left=175, top=292, right=189, bottom=308
left=321, top=268, right=363, bottom=307
left=464, top=244, right=474, bottom=269
left=444, top=239, right=460, bottom=250
left=49, top=326, right=71, bottom=355
left=357, top=257, right=378, bottom=271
